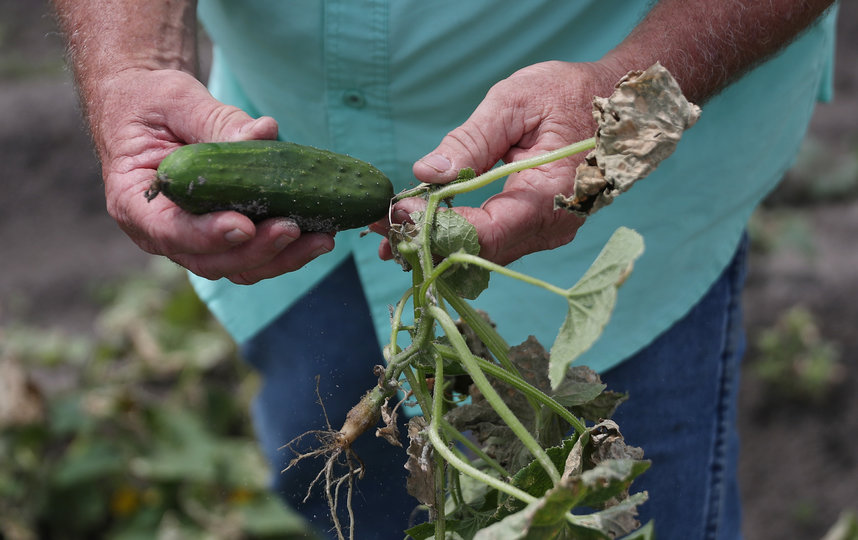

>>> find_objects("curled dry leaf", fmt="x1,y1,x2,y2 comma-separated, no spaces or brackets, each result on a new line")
405,417,436,509
587,419,644,465
375,397,402,447
556,62,701,216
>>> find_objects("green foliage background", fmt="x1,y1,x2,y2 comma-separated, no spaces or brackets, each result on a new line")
0,260,314,540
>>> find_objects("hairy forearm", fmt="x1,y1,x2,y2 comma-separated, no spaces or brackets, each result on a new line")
604,0,835,103
52,0,198,81
51,0,199,153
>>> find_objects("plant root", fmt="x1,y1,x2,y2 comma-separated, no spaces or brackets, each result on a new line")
279,376,396,540
282,431,364,540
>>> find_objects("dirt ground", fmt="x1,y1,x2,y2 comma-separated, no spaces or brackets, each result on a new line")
1,2,857,538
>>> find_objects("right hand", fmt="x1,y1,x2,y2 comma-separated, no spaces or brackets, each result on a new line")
90,68,334,285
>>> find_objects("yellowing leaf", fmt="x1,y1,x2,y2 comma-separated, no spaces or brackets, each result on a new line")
549,227,644,389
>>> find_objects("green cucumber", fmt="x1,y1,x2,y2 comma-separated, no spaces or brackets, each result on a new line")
146,140,394,232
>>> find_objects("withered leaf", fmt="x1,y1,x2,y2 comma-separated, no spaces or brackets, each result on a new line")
563,420,648,510
375,397,402,447
445,335,622,474
587,420,644,465
405,417,436,509
556,62,701,216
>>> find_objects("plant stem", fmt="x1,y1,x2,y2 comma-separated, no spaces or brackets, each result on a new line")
429,305,562,485
433,344,587,435
402,366,433,421
433,434,446,539
435,279,551,421
427,349,537,507
435,279,514,372
425,426,537,508
429,253,569,298
439,418,510,479
387,287,413,355
393,137,596,203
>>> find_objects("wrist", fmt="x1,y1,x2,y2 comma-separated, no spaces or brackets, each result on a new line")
599,0,835,105
53,0,200,141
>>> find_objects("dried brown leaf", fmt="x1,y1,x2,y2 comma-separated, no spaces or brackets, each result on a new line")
375,397,402,447
446,336,618,473
556,62,701,215
404,417,436,509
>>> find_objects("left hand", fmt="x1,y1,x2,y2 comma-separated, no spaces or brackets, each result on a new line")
375,60,623,265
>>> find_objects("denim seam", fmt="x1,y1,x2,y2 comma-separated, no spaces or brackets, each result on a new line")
703,238,747,540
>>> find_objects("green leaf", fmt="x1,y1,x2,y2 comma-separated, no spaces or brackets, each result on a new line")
52,438,125,487
473,488,576,540
549,227,644,389
483,487,648,539
456,167,477,182
418,209,480,258
415,209,491,299
129,407,219,483
498,438,579,519
551,367,628,422
550,366,607,407
442,262,491,300
404,522,436,540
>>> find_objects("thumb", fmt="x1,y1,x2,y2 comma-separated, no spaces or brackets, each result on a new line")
169,78,279,144
413,89,525,184
221,114,280,143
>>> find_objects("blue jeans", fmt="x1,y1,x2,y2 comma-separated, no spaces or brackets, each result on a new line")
242,238,747,539
603,236,747,540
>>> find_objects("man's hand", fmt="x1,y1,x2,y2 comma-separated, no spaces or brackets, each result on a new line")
378,0,833,267
93,68,334,284
378,61,622,266
51,0,334,284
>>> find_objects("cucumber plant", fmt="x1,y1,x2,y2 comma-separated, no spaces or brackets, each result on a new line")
279,63,701,540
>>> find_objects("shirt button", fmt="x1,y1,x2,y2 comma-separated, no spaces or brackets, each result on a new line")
342,89,366,109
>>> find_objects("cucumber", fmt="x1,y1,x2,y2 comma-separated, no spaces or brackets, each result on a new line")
146,140,394,232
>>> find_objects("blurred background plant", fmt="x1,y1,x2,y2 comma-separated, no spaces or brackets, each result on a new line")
751,304,844,404
745,132,856,407
0,260,314,540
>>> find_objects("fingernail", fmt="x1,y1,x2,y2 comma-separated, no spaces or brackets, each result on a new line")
419,153,452,173
273,234,293,251
241,117,263,134
273,219,300,250
225,228,251,244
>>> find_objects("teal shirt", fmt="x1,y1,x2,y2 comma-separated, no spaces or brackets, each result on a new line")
193,1,837,373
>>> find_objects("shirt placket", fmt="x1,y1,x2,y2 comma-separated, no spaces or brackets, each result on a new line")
323,0,395,174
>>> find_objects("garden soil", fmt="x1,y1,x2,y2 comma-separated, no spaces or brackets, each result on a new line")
2,1,857,538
